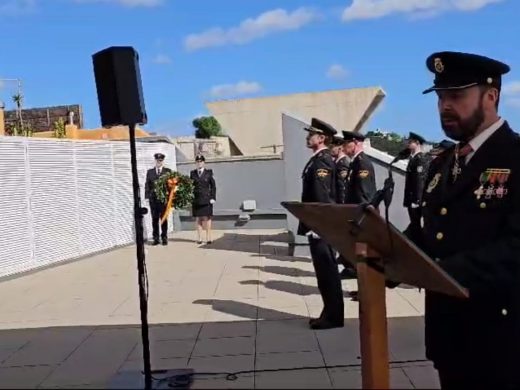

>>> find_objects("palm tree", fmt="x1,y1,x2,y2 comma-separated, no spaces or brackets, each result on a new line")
12,93,23,126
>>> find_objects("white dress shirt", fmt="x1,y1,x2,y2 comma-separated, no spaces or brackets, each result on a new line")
466,118,504,163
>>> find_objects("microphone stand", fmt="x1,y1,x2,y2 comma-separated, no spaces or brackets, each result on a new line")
128,123,152,390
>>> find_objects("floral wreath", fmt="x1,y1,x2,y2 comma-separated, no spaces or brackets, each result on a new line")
153,171,195,223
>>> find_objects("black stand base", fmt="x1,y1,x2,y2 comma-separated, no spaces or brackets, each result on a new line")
109,369,195,389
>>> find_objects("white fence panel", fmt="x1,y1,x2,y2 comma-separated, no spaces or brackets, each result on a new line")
76,141,115,255
28,139,81,267
0,136,176,279
0,139,33,274
112,143,135,246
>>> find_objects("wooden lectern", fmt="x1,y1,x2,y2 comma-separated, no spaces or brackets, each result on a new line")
281,202,469,389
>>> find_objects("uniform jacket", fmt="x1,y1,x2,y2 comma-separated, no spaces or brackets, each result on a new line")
403,152,431,207
335,155,350,204
145,167,172,204
404,121,520,378
345,152,377,204
297,148,336,236
190,169,216,206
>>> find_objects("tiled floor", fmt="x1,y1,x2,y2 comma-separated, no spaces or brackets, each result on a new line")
0,229,439,388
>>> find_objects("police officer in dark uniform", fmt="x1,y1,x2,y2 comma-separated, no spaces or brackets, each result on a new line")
403,132,431,236
338,131,377,283
298,117,344,330
402,51,520,388
145,153,172,245
331,135,350,204
342,131,377,204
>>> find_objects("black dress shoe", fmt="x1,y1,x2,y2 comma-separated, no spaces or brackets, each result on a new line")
340,267,357,280
310,318,344,330
162,240,168,246
197,241,203,245
207,240,213,244
152,241,160,246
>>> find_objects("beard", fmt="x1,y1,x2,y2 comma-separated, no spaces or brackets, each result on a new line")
440,100,484,142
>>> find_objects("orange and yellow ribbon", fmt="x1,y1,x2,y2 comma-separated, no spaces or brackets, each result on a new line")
160,178,179,224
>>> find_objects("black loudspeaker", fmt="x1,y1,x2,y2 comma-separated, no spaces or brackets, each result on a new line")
92,46,147,127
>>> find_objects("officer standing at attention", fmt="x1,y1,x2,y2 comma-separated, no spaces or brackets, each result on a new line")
401,51,520,388
342,131,377,204
145,153,172,245
403,132,431,235
298,117,344,330
330,134,350,204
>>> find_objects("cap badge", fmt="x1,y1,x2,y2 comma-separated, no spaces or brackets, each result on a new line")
434,58,444,73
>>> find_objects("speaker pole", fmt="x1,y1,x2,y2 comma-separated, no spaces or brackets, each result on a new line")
128,122,152,390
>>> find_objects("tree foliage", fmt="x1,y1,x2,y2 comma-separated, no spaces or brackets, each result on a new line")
192,116,223,139
366,130,407,157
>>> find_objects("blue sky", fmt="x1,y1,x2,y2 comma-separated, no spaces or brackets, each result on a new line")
0,0,519,143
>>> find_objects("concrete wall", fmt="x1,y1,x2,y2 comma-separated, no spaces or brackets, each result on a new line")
206,87,385,156
176,155,286,230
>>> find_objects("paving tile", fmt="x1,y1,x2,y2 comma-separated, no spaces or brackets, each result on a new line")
199,321,256,339
255,368,332,389
328,367,413,389
402,363,440,389
0,365,55,389
128,339,196,360
192,336,255,357
256,332,319,354
188,354,254,373
149,323,201,341
255,351,325,371
3,327,92,367
39,328,139,387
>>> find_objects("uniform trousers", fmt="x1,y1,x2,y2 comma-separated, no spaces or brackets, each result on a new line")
407,207,422,236
150,200,168,242
308,237,344,323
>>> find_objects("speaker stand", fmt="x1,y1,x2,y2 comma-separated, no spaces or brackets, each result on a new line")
128,122,152,390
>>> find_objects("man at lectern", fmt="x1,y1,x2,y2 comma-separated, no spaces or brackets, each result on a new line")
299,118,344,330
405,51,520,388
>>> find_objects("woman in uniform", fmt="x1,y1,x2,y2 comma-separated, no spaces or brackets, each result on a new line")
190,155,216,244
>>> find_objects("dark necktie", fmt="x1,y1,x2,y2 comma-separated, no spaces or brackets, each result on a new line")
451,142,473,182
198,169,202,177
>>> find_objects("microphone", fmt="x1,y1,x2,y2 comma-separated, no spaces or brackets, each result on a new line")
390,147,411,164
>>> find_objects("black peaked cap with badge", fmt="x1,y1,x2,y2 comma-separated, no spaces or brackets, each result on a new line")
342,130,365,142
422,51,510,94
332,135,345,146
154,153,165,160
408,132,426,144
305,118,337,136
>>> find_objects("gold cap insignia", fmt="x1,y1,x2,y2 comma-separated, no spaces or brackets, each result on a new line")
434,58,444,73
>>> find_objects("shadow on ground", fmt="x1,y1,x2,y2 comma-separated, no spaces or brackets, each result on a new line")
0,313,437,389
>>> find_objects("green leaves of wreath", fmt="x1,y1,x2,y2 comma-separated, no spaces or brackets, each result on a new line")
153,171,195,210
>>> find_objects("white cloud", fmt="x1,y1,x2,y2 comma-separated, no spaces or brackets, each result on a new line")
152,54,172,65
208,81,263,99
326,64,349,81
341,0,504,21
502,81,520,108
74,0,163,7
184,7,320,51
503,81,520,96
